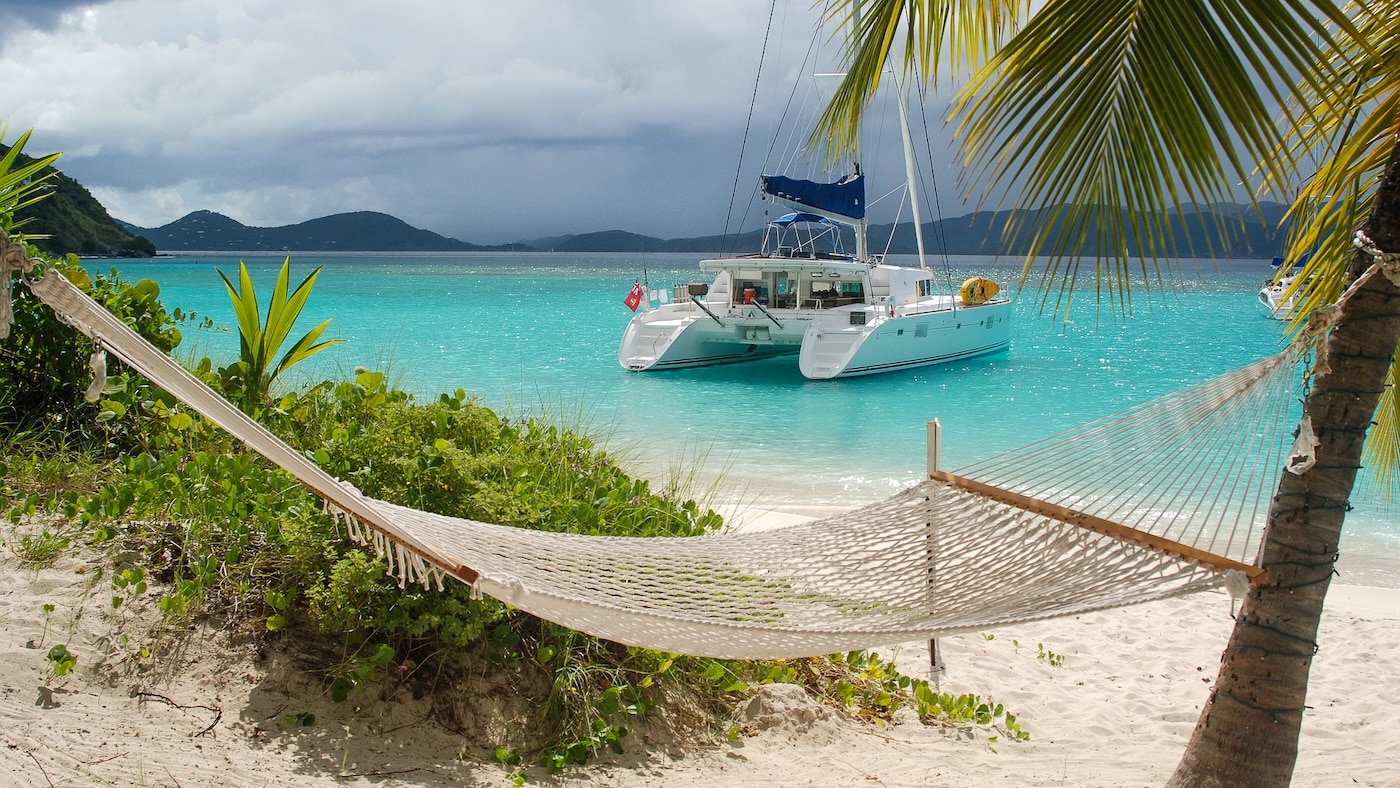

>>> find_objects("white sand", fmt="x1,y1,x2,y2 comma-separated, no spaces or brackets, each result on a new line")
2,519,1397,787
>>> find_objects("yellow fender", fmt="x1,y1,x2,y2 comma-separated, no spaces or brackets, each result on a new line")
958,277,1001,306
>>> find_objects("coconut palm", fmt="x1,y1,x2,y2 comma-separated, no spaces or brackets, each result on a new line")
816,1,1398,785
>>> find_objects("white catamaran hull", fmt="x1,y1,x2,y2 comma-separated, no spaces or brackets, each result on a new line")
619,296,1010,379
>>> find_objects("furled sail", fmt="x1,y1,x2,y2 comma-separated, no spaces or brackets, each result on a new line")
761,173,864,222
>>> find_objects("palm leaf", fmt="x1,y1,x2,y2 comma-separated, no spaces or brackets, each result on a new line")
0,128,61,224
216,262,265,368
812,0,1029,159
274,317,343,380
1367,347,1400,501
950,0,1354,311
260,257,307,366
1269,3,1400,487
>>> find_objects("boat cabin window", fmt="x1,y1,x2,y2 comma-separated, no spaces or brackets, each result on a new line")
772,272,795,307
736,280,768,305
734,272,795,307
916,279,934,297
802,276,864,307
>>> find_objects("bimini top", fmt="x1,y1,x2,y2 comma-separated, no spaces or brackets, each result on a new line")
770,212,840,228
761,173,865,222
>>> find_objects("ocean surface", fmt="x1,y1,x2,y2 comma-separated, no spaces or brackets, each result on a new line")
85,251,1397,587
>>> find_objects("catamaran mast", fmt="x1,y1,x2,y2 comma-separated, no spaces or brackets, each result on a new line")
891,69,929,270
851,0,869,262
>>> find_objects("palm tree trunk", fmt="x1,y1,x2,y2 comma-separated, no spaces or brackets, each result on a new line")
1169,142,1400,786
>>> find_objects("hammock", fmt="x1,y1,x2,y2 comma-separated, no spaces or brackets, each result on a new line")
19,267,1303,660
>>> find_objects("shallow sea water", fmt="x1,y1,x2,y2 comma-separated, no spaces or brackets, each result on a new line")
88,251,1397,586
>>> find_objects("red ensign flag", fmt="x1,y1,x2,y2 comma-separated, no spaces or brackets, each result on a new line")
624,280,644,311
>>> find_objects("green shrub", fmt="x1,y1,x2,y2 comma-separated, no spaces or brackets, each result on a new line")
1,261,187,446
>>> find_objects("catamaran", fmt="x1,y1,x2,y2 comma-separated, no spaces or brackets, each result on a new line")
618,148,1012,380
618,13,1011,380
1257,250,1312,320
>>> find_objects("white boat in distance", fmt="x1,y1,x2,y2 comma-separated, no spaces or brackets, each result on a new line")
618,159,1012,379
1257,253,1309,320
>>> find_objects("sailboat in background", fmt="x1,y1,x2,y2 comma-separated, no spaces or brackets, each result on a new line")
1257,251,1312,320
617,23,1012,380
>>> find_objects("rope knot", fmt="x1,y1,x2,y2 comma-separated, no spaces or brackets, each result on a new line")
0,229,39,341
1354,230,1400,287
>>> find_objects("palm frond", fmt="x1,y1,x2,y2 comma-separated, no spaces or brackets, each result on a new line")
274,318,343,380
950,0,1353,311
1267,2,1400,489
0,128,61,228
811,0,1030,159
1365,346,1400,502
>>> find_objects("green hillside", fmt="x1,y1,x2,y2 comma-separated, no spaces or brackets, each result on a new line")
123,210,529,253
1,143,155,258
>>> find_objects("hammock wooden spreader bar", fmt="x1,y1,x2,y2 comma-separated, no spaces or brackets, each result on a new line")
929,470,1268,586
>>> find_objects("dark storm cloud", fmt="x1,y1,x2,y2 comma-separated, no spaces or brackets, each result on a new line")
0,0,112,29
0,0,965,244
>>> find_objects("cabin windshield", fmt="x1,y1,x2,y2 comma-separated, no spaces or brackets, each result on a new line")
734,271,798,307
802,273,865,308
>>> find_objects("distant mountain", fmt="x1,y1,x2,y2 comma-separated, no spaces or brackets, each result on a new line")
547,202,1287,258
120,211,530,253
1,143,156,258
0,143,1285,258
115,202,1285,258
525,234,577,250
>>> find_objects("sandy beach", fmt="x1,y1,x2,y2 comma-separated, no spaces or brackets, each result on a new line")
2,508,1397,787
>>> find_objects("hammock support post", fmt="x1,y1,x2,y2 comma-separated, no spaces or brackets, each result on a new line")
926,419,945,677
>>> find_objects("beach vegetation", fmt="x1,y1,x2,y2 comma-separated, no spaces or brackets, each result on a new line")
6,367,1022,767
9,523,73,568
216,257,342,412
0,126,59,237
1,337,1027,772
0,263,185,444
45,643,77,677
822,1,1398,784
1035,643,1064,668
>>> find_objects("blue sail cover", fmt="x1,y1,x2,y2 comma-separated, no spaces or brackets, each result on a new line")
761,174,865,221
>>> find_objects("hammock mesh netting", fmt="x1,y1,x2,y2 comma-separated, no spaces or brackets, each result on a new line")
16,265,1303,659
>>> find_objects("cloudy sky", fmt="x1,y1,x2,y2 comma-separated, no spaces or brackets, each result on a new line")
0,0,972,245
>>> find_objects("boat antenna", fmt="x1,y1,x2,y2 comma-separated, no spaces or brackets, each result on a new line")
720,0,780,258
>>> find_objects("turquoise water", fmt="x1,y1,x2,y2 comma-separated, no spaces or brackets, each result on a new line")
87,251,1396,585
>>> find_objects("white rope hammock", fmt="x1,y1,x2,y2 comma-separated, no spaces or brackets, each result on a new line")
17,266,1304,659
